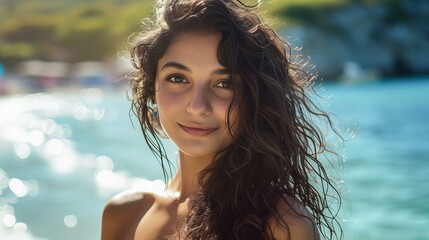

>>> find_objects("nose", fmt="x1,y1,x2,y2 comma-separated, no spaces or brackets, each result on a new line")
186,85,212,117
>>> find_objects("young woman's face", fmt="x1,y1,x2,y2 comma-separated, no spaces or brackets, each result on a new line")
155,32,237,159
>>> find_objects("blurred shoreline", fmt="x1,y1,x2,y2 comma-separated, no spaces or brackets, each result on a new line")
1,78,428,240
0,59,131,96
2,0,429,87
2,59,429,97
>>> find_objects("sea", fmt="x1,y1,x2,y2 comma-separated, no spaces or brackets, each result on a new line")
0,77,428,240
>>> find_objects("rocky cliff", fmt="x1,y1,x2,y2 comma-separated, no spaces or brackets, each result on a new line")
281,0,429,81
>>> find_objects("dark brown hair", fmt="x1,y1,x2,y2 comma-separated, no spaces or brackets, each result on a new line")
129,0,343,239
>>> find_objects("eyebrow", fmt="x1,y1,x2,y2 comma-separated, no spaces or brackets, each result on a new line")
161,61,229,76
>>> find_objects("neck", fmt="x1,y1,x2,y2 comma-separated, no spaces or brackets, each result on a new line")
168,151,213,202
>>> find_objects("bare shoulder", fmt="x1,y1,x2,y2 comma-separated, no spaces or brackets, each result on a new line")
103,188,155,214
266,195,320,240
101,189,156,240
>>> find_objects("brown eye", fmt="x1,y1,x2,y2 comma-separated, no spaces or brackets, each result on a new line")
214,80,233,89
166,75,188,83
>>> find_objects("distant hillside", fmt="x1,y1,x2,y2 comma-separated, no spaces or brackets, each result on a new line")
0,0,354,65
0,0,155,65
1,0,427,79
277,0,429,79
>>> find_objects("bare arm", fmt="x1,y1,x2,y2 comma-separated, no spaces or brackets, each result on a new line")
101,190,154,240
101,199,122,240
266,197,320,240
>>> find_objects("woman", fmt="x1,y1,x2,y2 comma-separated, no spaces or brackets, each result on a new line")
102,0,342,239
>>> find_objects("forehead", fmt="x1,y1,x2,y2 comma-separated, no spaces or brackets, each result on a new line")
159,32,222,65
171,31,221,49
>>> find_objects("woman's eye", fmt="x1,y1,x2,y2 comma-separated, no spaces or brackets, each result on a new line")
214,80,233,89
166,75,187,83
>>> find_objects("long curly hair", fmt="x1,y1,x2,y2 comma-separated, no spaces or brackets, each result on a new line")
129,0,343,239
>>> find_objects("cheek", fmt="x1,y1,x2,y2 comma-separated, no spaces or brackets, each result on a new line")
155,93,176,138
155,82,176,108
155,85,183,133
156,94,176,119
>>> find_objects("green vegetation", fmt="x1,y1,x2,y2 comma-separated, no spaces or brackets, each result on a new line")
259,0,346,24
0,0,408,67
0,0,155,66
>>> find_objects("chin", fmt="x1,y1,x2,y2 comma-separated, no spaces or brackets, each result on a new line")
178,146,217,158
177,142,228,159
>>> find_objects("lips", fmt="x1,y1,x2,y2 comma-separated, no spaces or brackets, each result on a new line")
178,123,218,137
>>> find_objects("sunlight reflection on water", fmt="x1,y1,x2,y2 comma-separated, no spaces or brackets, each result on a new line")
0,88,167,239
0,88,150,239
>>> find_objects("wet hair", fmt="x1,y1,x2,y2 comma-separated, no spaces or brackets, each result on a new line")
129,0,343,239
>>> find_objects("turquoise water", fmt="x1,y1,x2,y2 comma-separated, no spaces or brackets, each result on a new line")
0,79,428,240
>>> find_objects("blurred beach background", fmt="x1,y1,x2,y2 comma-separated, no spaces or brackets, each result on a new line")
1,0,428,239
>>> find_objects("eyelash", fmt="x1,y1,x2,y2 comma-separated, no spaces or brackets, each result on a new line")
214,80,233,89
165,74,233,89
166,74,188,83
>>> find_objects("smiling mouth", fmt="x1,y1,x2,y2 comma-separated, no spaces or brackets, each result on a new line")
178,123,218,137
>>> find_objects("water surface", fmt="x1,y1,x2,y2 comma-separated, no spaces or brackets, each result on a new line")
0,79,428,239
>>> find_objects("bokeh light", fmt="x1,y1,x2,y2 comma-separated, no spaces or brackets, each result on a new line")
13,222,28,232
9,178,28,198
3,214,16,228
28,130,45,146
13,144,31,160
63,215,77,228
46,138,64,155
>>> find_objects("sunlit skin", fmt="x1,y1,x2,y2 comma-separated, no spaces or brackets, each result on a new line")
101,32,318,240
155,32,237,163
